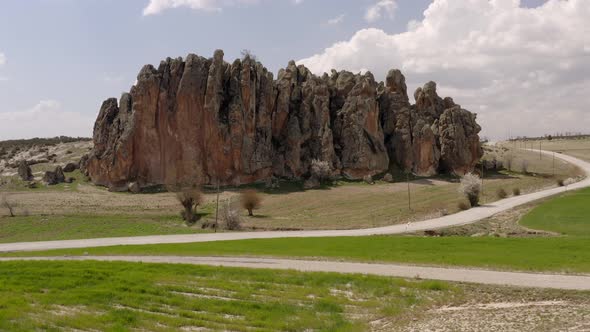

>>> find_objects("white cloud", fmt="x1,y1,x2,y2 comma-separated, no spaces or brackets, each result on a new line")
365,0,397,23
0,52,7,81
326,14,345,25
143,0,261,15
300,0,590,139
0,100,95,140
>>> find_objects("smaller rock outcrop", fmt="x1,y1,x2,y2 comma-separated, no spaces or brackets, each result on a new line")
17,160,33,181
43,166,66,185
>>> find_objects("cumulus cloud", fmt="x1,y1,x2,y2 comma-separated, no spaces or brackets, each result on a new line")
0,100,95,140
300,0,590,139
365,0,398,23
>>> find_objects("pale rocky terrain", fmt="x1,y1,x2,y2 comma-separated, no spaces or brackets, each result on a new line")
0,140,91,186
401,285,590,332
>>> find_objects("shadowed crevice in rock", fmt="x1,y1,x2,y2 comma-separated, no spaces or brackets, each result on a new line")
86,50,482,191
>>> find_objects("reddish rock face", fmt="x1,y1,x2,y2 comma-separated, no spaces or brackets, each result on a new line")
87,50,482,190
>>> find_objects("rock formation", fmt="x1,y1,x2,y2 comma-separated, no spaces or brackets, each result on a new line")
87,50,482,191
43,166,65,185
17,160,33,181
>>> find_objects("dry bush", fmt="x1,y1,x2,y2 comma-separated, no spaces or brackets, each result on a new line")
564,178,577,186
1,194,16,217
557,179,565,187
496,188,508,199
513,188,521,196
457,201,470,211
240,189,262,216
458,172,482,207
310,159,332,184
176,188,203,225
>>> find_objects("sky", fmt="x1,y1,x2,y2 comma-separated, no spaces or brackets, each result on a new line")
0,0,588,140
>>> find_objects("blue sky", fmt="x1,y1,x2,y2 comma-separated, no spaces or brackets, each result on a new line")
1,0,587,140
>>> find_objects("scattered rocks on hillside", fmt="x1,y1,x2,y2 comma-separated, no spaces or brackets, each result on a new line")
87,50,482,190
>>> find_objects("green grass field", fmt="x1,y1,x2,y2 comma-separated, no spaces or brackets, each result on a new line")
0,214,208,243
521,187,590,236
9,186,590,274
0,260,453,331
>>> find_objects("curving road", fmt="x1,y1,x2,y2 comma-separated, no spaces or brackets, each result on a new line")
1,255,589,290
1,149,589,253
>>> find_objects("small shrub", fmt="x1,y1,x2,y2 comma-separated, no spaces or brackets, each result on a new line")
382,173,394,183
496,188,508,199
557,179,565,187
564,178,576,186
241,189,262,216
458,201,470,211
458,172,481,207
513,188,521,196
310,159,332,184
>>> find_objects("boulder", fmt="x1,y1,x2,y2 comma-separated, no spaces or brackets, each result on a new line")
63,162,78,173
43,166,66,185
86,50,482,189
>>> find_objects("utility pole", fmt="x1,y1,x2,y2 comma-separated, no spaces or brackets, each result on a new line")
215,178,220,233
553,152,555,177
539,141,542,160
406,170,412,211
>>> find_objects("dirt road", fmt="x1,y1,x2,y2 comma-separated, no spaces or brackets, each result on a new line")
1,255,589,290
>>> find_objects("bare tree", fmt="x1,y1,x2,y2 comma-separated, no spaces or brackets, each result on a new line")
240,189,262,216
1,194,16,217
176,188,203,225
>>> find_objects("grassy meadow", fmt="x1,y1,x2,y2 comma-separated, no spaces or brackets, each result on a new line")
10,186,590,274
0,260,453,331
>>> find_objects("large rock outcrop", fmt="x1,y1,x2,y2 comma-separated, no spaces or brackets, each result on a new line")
88,50,482,190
